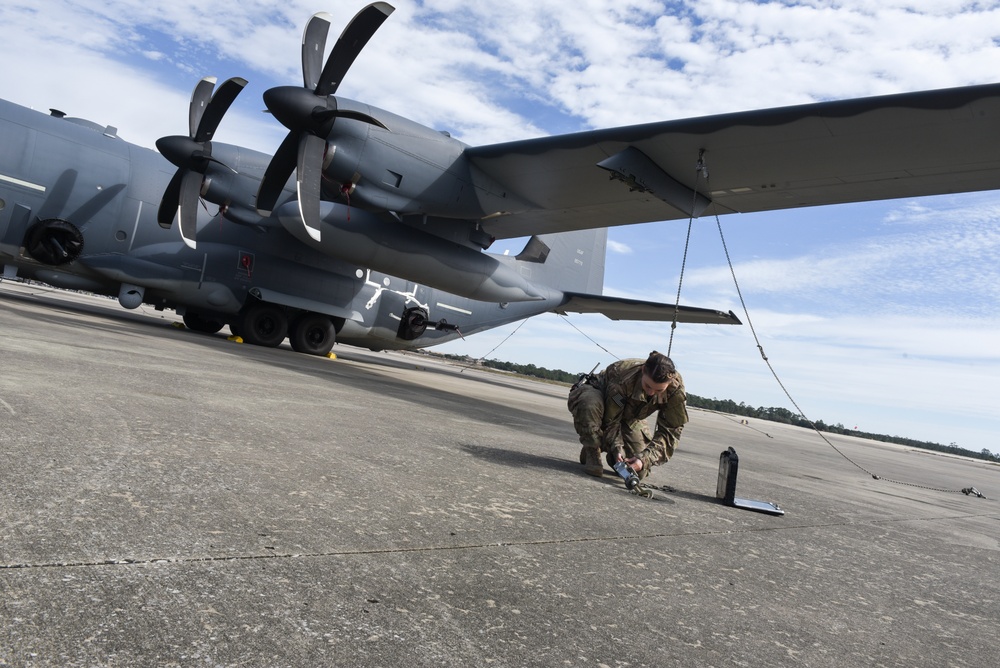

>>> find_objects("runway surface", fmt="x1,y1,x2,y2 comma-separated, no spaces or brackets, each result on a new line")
1,281,998,667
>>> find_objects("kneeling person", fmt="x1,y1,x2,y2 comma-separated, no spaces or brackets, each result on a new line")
567,351,688,478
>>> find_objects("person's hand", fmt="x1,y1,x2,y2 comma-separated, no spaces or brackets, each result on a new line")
625,456,643,472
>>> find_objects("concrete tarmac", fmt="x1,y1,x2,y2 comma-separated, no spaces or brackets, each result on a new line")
1,281,998,668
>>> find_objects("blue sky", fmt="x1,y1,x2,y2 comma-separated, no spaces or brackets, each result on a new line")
1,1,998,454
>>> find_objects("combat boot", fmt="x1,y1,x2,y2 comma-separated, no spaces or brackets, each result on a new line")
580,447,604,477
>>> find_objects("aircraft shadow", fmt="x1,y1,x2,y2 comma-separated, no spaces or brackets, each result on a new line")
2,287,728,510
0,287,580,445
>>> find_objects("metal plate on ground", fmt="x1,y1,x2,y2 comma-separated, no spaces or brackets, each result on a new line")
718,446,785,516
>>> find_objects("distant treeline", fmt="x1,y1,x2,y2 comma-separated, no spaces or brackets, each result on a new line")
437,354,1000,464
475,357,579,383
686,396,999,463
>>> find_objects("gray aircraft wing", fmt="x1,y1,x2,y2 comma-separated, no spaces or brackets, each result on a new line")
555,293,741,325
469,83,1000,240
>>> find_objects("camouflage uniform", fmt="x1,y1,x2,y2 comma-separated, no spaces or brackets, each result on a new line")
567,358,688,477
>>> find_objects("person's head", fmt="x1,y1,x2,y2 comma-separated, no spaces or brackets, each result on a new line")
641,351,676,396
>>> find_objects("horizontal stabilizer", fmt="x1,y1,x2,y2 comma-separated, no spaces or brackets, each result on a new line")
556,292,741,325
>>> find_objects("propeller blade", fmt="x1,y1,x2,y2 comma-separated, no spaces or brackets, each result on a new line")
159,75,246,245
302,13,333,90
315,2,395,96
296,133,326,241
177,169,203,249
259,5,395,226
188,77,218,139
194,77,248,143
158,169,184,229
256,132,299,215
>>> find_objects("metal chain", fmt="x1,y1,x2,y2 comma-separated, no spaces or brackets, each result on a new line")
629,484,655,499
619,480,679,500
667,158,707,359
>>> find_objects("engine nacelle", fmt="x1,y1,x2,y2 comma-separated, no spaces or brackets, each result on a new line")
276,200,547,304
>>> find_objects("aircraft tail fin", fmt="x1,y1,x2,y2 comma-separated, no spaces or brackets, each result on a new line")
507,227,607,294
504,227,741,325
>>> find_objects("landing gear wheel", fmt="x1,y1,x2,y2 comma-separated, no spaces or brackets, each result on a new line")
183,312,225,334
289,312,335,356
238,302,288,347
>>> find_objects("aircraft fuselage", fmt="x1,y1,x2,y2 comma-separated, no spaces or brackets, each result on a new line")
0,98,566,355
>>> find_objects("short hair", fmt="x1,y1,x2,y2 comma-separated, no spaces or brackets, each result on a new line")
643,351,676,383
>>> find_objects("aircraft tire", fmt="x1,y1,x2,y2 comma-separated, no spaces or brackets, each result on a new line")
183,311,225,334
289,312,335,356
239,302,288,348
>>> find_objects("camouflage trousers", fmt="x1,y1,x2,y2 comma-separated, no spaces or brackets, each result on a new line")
567,382,651,458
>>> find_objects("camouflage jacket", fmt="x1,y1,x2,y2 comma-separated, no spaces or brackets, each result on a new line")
594,358,688,470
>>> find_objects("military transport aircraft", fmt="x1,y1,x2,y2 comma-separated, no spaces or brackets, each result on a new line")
1,3,998,357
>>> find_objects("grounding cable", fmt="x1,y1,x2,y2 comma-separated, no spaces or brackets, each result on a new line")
461,318,529,372
692,155,985,497
557,313,620,361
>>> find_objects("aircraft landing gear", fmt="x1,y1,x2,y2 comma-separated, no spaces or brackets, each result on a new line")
238,302,288,347
289,312,335,356
234,301,335,354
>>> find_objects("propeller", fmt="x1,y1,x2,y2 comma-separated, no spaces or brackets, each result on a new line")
156,76,247,249
256,3,395,241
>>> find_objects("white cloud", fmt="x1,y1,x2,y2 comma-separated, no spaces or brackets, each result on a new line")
606,239,633,254
5,1,1000,143
397,0,1000,133
665,196,1000,314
